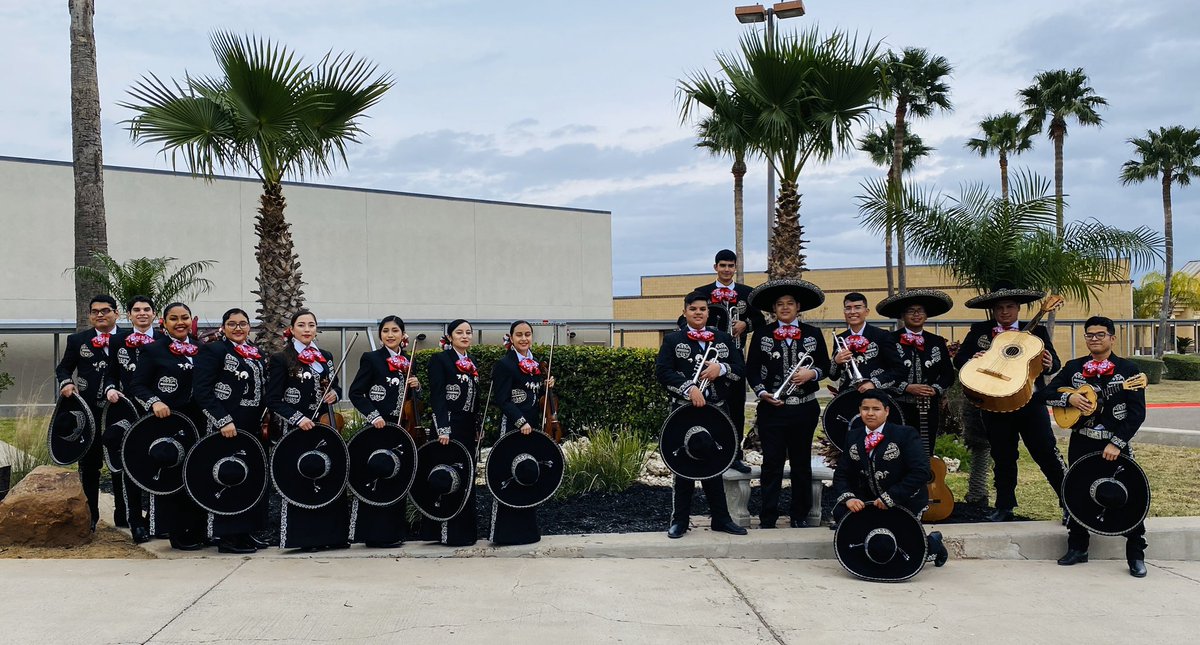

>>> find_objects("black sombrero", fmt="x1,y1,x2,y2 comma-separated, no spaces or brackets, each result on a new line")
184,430,268,516
410,439,475,522
347,423,418,507
47,393,96,466
100,394,141,472
1062,452,1150,536
964,280,1045,310
486,430,565,508
876,289,954,320
269,424,349,509
658,404,737,480
122,412,199,495
747,278,825,313
835,505,928,582
821,390,906,453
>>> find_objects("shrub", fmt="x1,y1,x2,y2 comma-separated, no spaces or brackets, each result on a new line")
0,403,52,488
555,429,649,498
934,433,971,472
1177,336,1195,354
1128,356,1165,384
0,342,14,397
1163,354,1200,381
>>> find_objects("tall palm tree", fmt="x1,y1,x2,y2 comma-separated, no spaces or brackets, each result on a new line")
121,32,392,352
877,47,953,290
1120,125,1200,356
71,253,216,315
965,111,1035,200
69,0,108,329
857,124,933,295
680,28,881,279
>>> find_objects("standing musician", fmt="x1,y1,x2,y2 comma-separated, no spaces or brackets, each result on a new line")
952,283,1065,523
1042,316,1149,577
745,279,830,529
488,320,556,545
53,294,120,531
128,302,206,550
829,292,904,394
347,315,422,548
655,291,748,539
691,249,764,474
109,295,158,542
265,310,348,551
424,319,482,547
193,308,269,554
876,290,958,459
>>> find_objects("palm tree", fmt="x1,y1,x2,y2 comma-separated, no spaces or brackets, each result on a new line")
71,253,216,315
1018,68,1108,237
1133,271,1200,319
68,0,108,329
877,47,953,290
120,32,392,352
965,111,1035,200
856,124,933,295
680,28,880,279
1120,126,1200,356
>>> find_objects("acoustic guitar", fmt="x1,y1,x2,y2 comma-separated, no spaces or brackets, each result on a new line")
918,396,955,522
1053,373,1148,429
960,296,1064,413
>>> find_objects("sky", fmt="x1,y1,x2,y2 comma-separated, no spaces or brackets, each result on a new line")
2,0,1197,296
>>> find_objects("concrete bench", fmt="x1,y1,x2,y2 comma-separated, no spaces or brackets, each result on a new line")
722,455,833,528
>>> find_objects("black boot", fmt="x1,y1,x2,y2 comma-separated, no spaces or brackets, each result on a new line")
927,531,949,567
1057,549,1089,566
667,521,688,539
1128,558,1147,578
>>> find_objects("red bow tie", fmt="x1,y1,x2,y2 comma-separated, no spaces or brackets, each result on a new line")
297,346,326,365
864,429,885,452
900,332,925,351
992,324,1017,338
774,325,802,341
519,358,541,376
387,354,410,373
126,332,153,348
1082,359,1115,377
456,356,478,377
91,333,111,349
234,344,262,360
711,287,737,304
687,329,715,342
844,335,869,354
169,340,198,357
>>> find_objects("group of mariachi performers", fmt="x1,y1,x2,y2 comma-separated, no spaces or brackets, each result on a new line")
656,249,1152,581
51,296,564,554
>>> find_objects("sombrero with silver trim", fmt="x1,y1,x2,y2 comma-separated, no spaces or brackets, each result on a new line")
486,430,565,508
122,411,199,495
876,289,954,319
47,392,96,466
821,389,907,453
835,505,928,582
410,439,474,522
748,278,825,313
1062,451,1150,536
658,404,738,480
100,394,141,472
964,281,1045,309
184,429,268,515
347,423,418,507
269,423,349,509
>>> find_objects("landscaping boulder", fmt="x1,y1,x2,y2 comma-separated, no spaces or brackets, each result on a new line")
0,465,92,547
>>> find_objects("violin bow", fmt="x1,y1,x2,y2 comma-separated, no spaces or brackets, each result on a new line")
314,332,360,419
541,330,557,432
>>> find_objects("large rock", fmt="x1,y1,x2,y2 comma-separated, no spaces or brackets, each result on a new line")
0,465,92,547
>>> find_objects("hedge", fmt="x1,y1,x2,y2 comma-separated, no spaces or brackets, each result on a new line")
1128,356,1165,384
1163,354,1200,381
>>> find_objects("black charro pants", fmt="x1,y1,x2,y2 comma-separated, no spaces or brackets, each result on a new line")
1065,434,1146,558
982,398,1066,511
757,400,818,522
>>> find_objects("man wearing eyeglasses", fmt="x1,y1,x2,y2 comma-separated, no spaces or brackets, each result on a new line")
829,292,904,394
54,294,121,531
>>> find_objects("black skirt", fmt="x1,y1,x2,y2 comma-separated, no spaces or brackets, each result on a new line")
280,496,350,549
350,498,407,545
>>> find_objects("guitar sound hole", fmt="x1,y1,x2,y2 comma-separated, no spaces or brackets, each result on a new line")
1003,346,1022,358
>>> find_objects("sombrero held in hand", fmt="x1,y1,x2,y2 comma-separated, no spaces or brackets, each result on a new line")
486,430,565,509
122,411,199,495
184,429,268,516
270,424,349,509
1062,452,1150,536
47,392,96,466
100,394,141,473
347,423,418,507
835,505,928,582
410,439,475,522
658,404,737,480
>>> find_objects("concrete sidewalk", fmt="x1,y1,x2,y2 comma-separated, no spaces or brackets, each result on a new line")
1,557,1196,644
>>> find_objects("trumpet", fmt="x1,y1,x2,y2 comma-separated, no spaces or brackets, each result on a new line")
729,304,742,349
772,352,815,400
834,335,869,387
691,346,721,394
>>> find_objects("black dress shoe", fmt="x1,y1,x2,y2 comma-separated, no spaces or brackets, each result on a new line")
218,537,257,555
729,460,752,474
365,540,404,548
114,515,129,529
759,519,777,529
169,536,205,551
90,521,98,533
248,534,271,549
928,531,949,567
789,518,809,528
987,508,1014,523
711,520,748,536
667,522,688,539
1128,559,1147,578
131,526,150,544
1057,549,1089,566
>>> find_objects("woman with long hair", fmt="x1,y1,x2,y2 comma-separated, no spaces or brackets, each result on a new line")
422,319,480,546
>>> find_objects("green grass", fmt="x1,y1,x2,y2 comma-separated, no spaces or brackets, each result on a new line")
1144,379,1200,404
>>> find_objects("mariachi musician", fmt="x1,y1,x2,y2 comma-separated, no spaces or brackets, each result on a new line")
829,292,904,394
745,278,830,529
108,295,159,541
347,315,422,548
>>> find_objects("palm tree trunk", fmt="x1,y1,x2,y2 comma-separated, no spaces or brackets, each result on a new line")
1047,123,1066,334
69,0,108,329
768,180,806,280
884,223,895,297
891,101,908,291
253,183,308,354
732,156,747,284
1157,171,1175,357
999,151,1009,201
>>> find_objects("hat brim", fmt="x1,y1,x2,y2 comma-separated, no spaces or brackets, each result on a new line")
347,423,418,507
269,424,349,509
964,288,1045,310
747,279,826,313
875,290,954,319
184,430,268,515
1062,452,1150,536
410,439,475,522
100,395,141,472
486,430,565,508
821,390,907,453
47,393,96,466
835,505,927,582
122,412,199,495
659,405,738,480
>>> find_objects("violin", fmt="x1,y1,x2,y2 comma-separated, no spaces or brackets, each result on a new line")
537,360,564,444
397,348,427,445
317,373,347,432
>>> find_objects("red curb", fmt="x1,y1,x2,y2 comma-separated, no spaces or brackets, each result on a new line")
1146,403,1200,409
